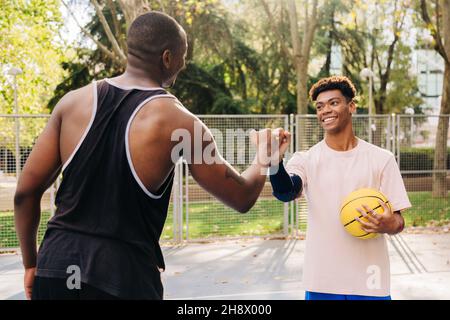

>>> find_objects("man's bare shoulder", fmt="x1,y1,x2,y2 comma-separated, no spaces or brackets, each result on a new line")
53,83,94,115
141,96,200,130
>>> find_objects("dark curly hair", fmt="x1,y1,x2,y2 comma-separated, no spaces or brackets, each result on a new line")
309,76,357,102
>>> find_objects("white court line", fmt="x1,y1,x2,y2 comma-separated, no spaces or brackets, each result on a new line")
168,289,304,300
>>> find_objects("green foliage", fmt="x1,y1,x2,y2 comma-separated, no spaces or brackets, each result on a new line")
0,0,66,148
384,43,424,114
330,1,424,114
47,1,434,116
171,62,237,114
0,0,65,115
399,148,450,171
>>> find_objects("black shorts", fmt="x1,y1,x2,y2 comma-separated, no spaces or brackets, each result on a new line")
32,276,120,300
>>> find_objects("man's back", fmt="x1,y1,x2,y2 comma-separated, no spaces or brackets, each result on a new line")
58,79,179,193
36,79,178,299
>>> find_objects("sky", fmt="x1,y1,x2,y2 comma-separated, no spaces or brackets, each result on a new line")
59,1,94,47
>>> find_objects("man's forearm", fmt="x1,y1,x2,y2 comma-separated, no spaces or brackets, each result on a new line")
242,160,268,197
14,194,42,268
223,157,268,213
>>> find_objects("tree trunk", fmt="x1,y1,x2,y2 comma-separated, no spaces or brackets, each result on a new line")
432,63,450,197
287,0,318,115
297,58,309,114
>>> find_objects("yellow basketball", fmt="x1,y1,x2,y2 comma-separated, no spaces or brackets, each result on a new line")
339,188,391,240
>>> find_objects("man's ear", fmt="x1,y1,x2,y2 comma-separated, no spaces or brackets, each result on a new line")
349,100,357,114
162,49,172,69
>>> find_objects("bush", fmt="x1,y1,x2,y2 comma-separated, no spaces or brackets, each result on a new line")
400,148,450,171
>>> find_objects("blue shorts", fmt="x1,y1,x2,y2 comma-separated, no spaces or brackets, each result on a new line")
305,291,391,300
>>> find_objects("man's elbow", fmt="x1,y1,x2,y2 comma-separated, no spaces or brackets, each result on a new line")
236,204,252,214
233,198,257,213
14,190,26,207
14,188,40,208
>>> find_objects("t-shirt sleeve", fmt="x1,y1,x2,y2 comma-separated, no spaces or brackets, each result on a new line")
380,155,412,212
285,151,307,194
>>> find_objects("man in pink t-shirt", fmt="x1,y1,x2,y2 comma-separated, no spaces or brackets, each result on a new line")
270,76,411,300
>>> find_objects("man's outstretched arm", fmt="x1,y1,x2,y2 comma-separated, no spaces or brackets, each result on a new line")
188,127,288,213
166,101,291,213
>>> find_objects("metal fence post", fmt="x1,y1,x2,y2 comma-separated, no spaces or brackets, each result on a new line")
172,160,180,243
178,160,183,243
395,114,400,164
184,160,189,242
15,115,20,178
283,114,295,237
386,115,391,152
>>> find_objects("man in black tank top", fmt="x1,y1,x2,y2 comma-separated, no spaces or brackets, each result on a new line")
14,11,290,300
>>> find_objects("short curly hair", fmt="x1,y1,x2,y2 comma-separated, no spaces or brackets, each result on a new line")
309,76,357,102
127,11,185,63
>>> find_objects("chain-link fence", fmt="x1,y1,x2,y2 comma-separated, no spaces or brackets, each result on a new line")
0,114,449,249
177,115,290,242
0,115,54,250
395,115,450,228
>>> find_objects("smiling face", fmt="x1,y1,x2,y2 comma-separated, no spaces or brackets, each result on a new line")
315,89,356,134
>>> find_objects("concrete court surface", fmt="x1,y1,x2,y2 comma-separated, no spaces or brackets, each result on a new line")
1,233,450,300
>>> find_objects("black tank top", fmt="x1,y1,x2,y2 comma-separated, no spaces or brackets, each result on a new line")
36,80,176,299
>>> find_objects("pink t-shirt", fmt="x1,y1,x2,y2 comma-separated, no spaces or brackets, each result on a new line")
286,138,411,296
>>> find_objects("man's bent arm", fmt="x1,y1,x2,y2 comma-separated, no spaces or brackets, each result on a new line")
167,101,286,213
14,105,63,268
269,161,302,202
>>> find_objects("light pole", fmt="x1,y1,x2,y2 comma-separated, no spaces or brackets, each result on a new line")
405,107,415,147
7,67,22,177
360,68,375,143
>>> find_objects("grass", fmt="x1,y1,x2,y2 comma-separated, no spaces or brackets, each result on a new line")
0,212,51,248
1,192,448,248
161,200,285,240
404,191,450,227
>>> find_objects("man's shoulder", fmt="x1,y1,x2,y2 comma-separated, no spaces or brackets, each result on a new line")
359,138,394,160
289,141,322,159
52,83,95,115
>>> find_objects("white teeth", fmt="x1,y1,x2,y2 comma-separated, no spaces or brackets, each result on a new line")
323,117,336,123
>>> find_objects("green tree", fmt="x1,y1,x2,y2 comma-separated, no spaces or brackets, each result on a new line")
0,0,65,149
0,0,65,115
258,0,320,115
55,0,275,114
332,0,420,115
418,0,450,198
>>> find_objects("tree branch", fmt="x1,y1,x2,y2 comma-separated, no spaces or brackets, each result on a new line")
117,0,151,30
287,0,301,60
107,0,128,53
62,0,122,65
259,0,292,59
420,0,448,62
301,0,319,59
91,0,127,65
442,0,450,60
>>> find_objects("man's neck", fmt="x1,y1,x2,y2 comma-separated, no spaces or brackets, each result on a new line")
113,64,163,88
324,130,358,151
